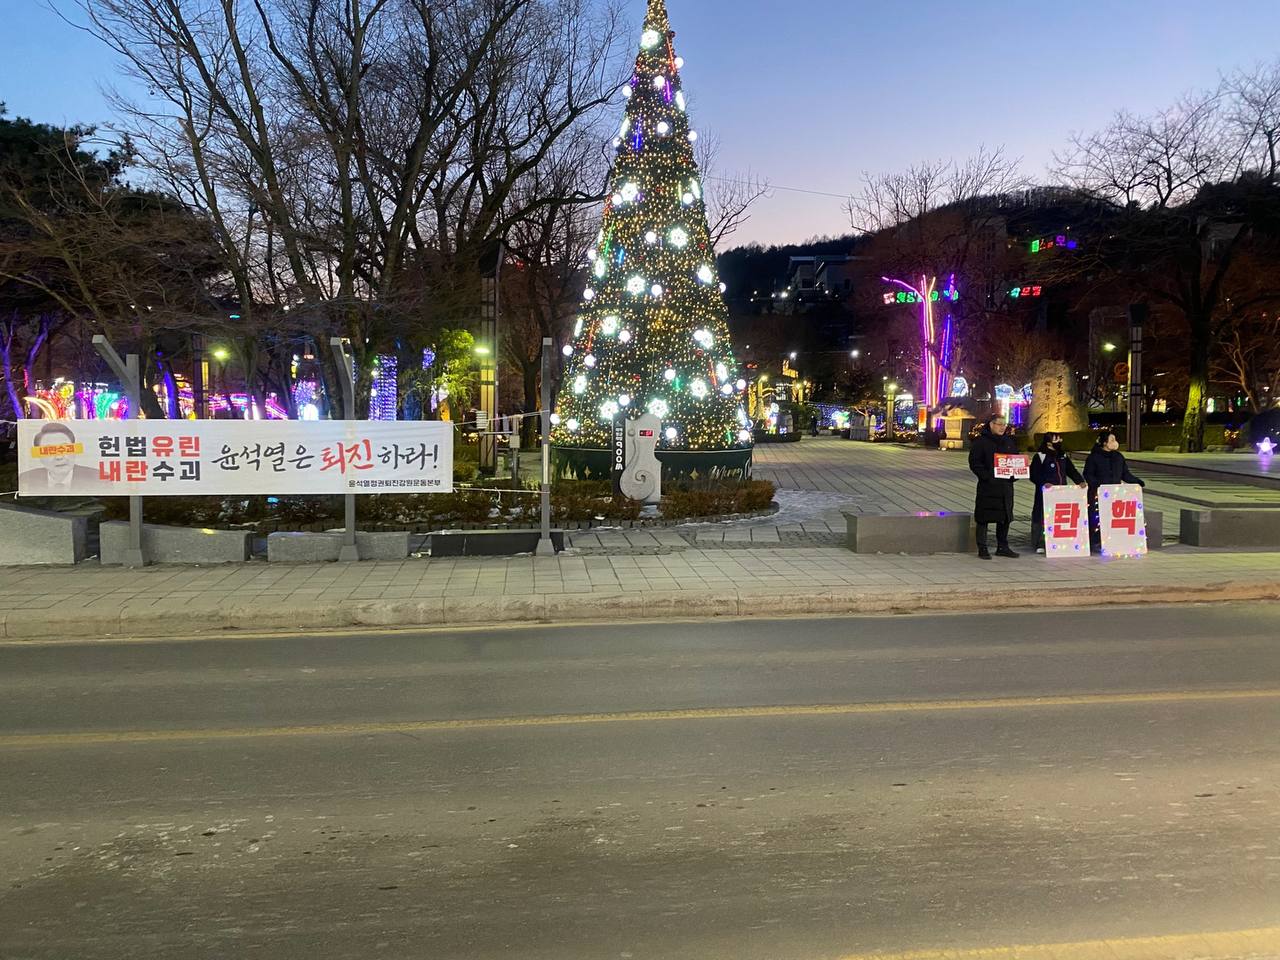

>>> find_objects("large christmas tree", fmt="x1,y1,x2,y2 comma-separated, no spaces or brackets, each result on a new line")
551,0,751,477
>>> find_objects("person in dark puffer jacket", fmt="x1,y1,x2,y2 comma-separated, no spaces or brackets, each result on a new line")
968,415,1021,560
1030,433,1086,553
1083,430,1145,550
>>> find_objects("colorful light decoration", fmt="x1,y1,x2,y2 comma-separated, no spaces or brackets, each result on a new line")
370,354,399,421
1010,285,1044,299
1260,437,1276,456
882,274,958,411
1030,235,1078,254
549,0,748,461
881,287,959,306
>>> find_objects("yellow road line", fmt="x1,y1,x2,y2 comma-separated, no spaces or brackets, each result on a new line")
3,688,1278,749
836,925,1280,960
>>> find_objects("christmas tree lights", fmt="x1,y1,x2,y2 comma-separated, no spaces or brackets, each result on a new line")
552,0,751,475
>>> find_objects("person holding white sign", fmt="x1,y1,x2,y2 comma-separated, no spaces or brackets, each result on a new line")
1084,431,1145,552
968,415,1022,561
1030,433,1086,554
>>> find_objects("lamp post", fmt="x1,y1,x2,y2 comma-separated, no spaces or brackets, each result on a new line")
886,381,898,441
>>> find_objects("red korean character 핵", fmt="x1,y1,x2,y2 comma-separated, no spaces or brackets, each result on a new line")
126,461,148,483
1111,498,1139,535
1052,502,1080,539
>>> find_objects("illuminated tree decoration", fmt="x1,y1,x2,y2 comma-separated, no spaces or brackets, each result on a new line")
370,354,399,421
552,0,750,475
882,274,957,411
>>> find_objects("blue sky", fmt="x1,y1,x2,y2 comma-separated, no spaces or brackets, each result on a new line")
3,0,1278,246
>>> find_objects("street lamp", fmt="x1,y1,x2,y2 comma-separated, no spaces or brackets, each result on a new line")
1103,342,1117,353
885,382,899,440
850,350,861,359
211,347,230,362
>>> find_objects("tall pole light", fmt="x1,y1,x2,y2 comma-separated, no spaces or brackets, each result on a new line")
329,338,360,562
93,335,146,567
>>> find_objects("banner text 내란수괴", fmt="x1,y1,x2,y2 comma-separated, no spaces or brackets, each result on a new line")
17,420,454,498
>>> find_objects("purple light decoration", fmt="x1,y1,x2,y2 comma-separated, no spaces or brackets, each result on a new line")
292,379,319,414
422,348,436,370
882,274,958,411
1259,437,1276,456
370,354,399,421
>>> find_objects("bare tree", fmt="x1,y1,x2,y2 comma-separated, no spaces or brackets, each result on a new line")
70,0,629,411
1052,66,1280,448
694,133,768,248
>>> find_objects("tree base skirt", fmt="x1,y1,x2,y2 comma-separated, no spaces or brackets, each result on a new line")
552,446,754,481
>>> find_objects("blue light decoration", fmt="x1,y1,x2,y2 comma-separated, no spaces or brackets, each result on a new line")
1030,235,1078,254
1260,437,1276,457
951,377,970,398
370,353,399,421
292,379,320,420
422,348,436,370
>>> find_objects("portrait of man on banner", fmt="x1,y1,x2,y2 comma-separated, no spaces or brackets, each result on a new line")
18,423,108,496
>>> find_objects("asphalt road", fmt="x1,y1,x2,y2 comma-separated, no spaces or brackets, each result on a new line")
2,606,1279,960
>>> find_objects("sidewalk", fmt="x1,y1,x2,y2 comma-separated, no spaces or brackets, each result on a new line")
3,544,1278,641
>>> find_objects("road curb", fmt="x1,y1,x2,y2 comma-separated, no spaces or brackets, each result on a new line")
3,578,1279,641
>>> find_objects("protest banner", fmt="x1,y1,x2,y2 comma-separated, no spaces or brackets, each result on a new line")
17,420,453,498
1042,485,1090,558
1097,483,1148,557
994,453,1031,480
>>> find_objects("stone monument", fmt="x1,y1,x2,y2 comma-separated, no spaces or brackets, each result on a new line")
1026,360,1088,439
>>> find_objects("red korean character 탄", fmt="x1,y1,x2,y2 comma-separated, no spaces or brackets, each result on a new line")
1052,502,1081,539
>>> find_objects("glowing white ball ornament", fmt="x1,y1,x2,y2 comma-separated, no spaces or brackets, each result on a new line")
652,75,666,91
600,401,619,421
562,344,574,357
618,394,631,408
651,283,664,298
657,121,670,136
648,398,670,418
622,84,633,99
627,275,646,295
620,181,640,203
697,265,715,284
584,354,597,368
600,315,620,335
664,368,677,382
693,329,714,348
690,379,709,399
566,418,580,432
641,28,661,48
619,329,632,343
665,427,678,441
645,231,659,245
573,375,587,394
669,227,689,248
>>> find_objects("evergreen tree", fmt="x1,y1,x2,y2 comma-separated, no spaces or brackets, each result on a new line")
551,0,751,474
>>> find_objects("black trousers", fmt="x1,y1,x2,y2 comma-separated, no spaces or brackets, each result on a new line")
977,521,1010,551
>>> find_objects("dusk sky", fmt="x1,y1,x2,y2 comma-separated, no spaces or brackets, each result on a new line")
4,0,1280,247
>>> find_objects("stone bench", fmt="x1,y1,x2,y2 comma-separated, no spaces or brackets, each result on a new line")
1179,509,1280,548
267,530,410,563
0,503,88,565
100,522,252,565
430,529,566,557
843,512,972,555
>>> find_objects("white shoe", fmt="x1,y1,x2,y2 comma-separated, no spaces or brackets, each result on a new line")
1035,548,1045,555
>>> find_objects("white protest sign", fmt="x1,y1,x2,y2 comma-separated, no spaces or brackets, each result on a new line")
17,420,453,498
1098,483,1148,558
1042,485,1090,558
994,453,1031,480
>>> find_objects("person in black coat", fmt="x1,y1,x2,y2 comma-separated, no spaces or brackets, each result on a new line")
1030,433,1086,553
968,415,1021,560
1083,431,1145,549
